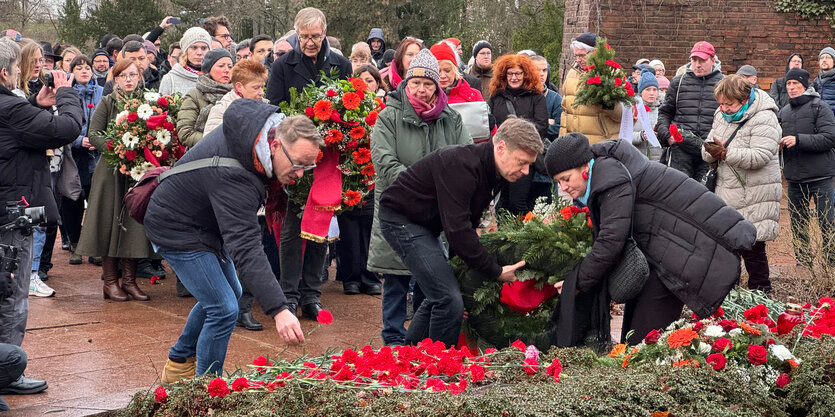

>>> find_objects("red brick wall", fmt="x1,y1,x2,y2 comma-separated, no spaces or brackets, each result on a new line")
561,0,835,89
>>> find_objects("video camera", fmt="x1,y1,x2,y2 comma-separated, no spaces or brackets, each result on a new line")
4,201,45,236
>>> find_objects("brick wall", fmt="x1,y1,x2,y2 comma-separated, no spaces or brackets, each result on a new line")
560,0,835,89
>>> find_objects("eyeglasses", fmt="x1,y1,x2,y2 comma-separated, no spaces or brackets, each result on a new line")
279,141,316,171
574,53,587,58
506,71,524,79
117,73,140,80
298,34,324,43
477,51,491,57
33,58,45,64
218,33,232,40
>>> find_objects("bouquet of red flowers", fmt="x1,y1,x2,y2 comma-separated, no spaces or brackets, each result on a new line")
574,37,636,109
99,91,185,182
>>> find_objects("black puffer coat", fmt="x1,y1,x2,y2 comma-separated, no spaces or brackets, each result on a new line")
487,87,549,138
0,85,82,225
144,100,289,317
656,68,723,180
778,89,835,182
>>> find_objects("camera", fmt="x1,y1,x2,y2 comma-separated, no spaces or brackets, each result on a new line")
42,72,68,89
4,201,45,236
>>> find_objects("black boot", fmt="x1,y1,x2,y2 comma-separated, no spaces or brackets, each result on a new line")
236,312,263,331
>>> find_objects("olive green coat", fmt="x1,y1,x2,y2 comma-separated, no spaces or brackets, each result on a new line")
366,84,472,275
76,92,157,259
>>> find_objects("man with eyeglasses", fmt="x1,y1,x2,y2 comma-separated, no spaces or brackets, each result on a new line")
558,32,623,144
102,41,158,95
202,16,233,49
145,102,321,384
466,40,493,100
266,7,352,321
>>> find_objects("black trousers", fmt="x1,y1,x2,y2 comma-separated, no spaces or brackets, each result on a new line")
738,241,770,292
336,211,380,288
0,343,26,389
622,268,685,345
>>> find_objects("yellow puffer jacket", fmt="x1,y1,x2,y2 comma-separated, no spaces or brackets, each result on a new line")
559,67,623,143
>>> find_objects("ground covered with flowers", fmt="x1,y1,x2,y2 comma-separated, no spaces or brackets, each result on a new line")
119,297,835,417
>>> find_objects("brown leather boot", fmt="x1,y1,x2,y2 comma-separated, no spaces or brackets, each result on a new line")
121,258,150,301
102,256,128,301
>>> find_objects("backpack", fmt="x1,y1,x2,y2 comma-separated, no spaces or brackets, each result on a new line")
124,156,244,224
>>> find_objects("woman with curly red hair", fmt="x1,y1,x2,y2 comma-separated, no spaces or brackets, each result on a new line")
487,53,548,215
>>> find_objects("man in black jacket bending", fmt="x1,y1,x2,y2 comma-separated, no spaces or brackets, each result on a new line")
0,37,81,398
379,117,540,347
778,68,835,266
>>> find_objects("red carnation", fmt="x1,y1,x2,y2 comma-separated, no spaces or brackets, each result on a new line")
511,340,526,352
87,103,95,109
775,373,790,388
343,190,362,206
326,89,338,97
106,141,114,151
693,321,705,333
346,140,359,149
127,112,138,122
605,44,611,49
366,110,378,126
153,385,167,402
157,97,169,107
207,377,230,397
712,307,725,318
150,275,160,285
305,106,314,118
349,126,366,139
614,78,623,87
605,59,622,69
624,82,635,97
352,148,371,165
316,309,333,325
231,377,249,392
469,364,485,382
584,65,595,71
643,329,661,345
545,358,562,382
253,356,273,373
522,357,538,375
586,76,602,85
706,353,727,371
669,123,684,143
124,150,137,161
163,121,175,131
712,338,733,353
747,344,768,366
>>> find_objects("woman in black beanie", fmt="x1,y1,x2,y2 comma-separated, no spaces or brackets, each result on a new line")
545,134,756,348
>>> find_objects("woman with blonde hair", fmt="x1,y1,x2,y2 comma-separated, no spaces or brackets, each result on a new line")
159,27,212,95
18,41,45,97
60,47,82,72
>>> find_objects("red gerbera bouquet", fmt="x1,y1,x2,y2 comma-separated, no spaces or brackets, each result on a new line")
99,91,185,183
281,71,381,215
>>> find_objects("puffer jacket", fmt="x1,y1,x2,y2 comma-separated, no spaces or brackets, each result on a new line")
703,89,782,242
778,88,835,182
769,53,803,109
583,140,756,317
656,64,723,180
203,90,270,135
559,67,623,144
177,75,233,147
145,100,290,317
367,83,472,275
631,98,661,161
813,69,835,114
158,63,199,96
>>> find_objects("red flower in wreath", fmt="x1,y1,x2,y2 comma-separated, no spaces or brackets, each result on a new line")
315,150,324,163
614,78,623,87
346,140,359,149
342,92,361,110
163,121,175,131
124,150,137,161
776,373,790,388
352,148,371,165
343,190,362,206
605,43,611,49
559,206,573,220
584,64,595,71
106,141,114,151
706,353,727,371
374,96,386,111
305,106,314,118
586,76,602,85
324,129,343,145
605,59,622,69
157,97,169,107
326,89,338,97
313,100,332,120
351,77,368,92
747,344,768,365
643,329,661,345
360,163,375,177
366,110,378,126
349,126,366,139
127,112,138,122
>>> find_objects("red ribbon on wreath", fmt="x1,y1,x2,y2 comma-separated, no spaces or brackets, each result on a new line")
499,279,558,315
299,147,342,242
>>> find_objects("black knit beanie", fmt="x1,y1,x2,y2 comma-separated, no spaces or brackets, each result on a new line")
785,68,810,89
545,133,593,177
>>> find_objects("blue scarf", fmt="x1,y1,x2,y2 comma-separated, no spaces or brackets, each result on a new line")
578,158,595,206
722,88,756,123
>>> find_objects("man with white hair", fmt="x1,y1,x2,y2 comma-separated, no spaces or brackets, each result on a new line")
265,7,352,321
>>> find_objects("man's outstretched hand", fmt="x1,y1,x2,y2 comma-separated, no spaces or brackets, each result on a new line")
498,260,526,283
275,308,305,344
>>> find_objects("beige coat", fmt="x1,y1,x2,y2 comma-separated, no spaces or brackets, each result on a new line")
559,67,623,144
702,88,782,242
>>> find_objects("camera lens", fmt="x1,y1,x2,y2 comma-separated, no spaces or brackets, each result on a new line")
24,207,46,225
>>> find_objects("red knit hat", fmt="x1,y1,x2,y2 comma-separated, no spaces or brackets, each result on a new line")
430,42,456,66
445,38,461,47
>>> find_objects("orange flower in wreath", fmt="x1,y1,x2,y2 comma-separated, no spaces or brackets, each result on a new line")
672,359,700,368
350,77,367,92
315,150,324,163
739,321,762,336
352,148,371,165
349,126,366,139
666,328,699,348
608,344,626,358
360,163,375,177
324,129,343,145
313,100,332,120
342,92,361,110
559,206,573,220
343,190,362,206
522,212,535,223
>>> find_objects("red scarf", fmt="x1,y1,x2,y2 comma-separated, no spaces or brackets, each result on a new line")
183,63,201,75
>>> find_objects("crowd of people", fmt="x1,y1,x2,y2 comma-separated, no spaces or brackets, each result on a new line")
1,8,835,412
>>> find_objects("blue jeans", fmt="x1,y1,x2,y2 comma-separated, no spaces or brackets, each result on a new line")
381,274,424,345
380,216,464,347
787,179,835,265
31,227,45,272
157,248,241,376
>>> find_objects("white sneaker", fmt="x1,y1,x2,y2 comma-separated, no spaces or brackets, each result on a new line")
29,273,55,297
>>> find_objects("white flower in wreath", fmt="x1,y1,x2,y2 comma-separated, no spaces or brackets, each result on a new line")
121,132,139,149
769,344,796,362
728,328,743,337
144,92,161,103
136,103,153,120
141,162,156,172
696,341,712,355
703,325,725,338
156,129,171,146
129,166,144,181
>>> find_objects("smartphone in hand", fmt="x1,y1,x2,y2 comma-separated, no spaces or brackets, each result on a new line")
169,17,181,24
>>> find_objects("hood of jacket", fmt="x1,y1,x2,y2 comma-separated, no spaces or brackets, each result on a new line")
367,28,386,52
217,99,282,176
785,53,803,74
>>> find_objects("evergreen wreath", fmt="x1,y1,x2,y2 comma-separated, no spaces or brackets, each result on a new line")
573,37,636,110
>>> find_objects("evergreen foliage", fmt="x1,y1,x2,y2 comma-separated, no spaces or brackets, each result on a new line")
57,0,88,48
573,37,636,110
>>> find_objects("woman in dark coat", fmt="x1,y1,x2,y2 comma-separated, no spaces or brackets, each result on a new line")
488,54,549,215
545,134,757,347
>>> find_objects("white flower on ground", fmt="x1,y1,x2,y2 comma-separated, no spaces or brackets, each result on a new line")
144,92,161,103
704,325,726,338
121,132,139,149
156,129,171,146
137,103,153,120
728,328,743,337
769,344,795,362
129,166,144,181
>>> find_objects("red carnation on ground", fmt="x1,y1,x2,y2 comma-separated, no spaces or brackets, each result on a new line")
207,377,230,397
776,373,791,388
352,148,371,165
351,78,368,92
706,353,727,371
343,190,362,206
127,112,138,122
747,344,768,366
605,59,621,69
326,89,338,97
231,377,249,392
522,357,538,375
469,364,485,382
253,356,273,373
485,348,498,354
316,309,334,325
157,97,169,107
342,92,361,110
313,100,332,120
644,329,661,345
360,163,375,177
511,340,526,352
349,126,366,140
150,275,160,285
366,110,378,126
545,358,562,382
124,150,137,161
154,386,167,402
712,337,733,353
324,129,343,145
586,76,602,85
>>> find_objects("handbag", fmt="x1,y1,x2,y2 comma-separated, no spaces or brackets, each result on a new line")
702,120,747,192
449,101,490,141
607,162,650,304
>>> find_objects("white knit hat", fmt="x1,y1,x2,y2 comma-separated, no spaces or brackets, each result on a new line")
404,49,440,88
179,27,211,53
